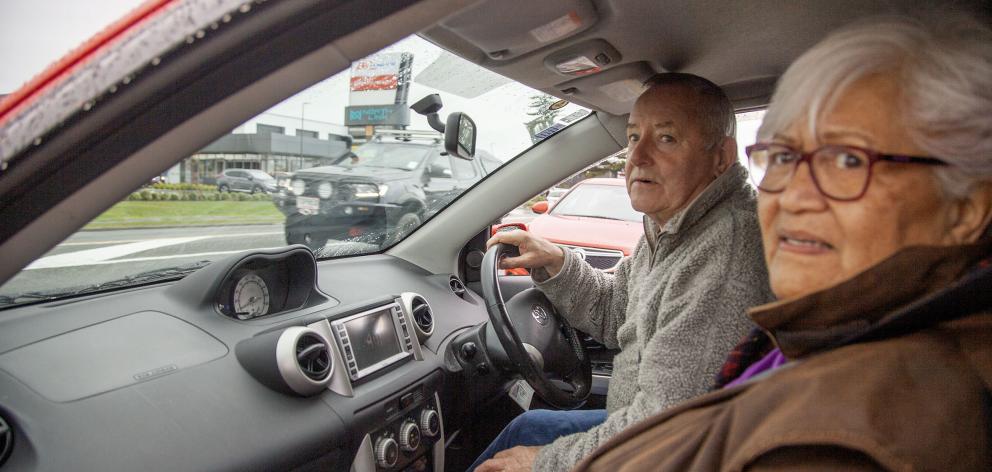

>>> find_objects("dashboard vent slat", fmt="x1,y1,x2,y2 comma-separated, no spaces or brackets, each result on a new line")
295,333,331,381
0,414,12,467
407,294,434,342
449,276,467,298
412,301,433,334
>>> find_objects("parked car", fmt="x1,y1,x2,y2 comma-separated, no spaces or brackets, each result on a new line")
502,179,643,273
274,130,501,250
216,168,277,194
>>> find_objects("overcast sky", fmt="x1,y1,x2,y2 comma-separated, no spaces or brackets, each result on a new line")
0,0,583,159
0,0,145,93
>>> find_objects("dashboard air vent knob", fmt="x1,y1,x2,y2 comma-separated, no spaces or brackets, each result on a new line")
0,414,12,467
296,333,331,381
449,276,467,298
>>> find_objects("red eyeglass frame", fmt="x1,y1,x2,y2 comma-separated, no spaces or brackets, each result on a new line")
745,142,948,201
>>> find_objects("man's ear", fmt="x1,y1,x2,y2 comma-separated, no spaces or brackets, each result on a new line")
714,136,737,176
948,181,992,244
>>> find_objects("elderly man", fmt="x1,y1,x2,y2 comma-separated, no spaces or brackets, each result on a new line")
472,73,773,472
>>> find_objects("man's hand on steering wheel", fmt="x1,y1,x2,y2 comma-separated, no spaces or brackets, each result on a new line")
486,230,566,277
480,239,592,409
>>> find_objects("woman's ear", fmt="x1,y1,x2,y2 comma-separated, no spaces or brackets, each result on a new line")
948,181,992,243
715,136,737,176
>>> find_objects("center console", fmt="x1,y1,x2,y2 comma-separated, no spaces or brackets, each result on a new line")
351,387,445,472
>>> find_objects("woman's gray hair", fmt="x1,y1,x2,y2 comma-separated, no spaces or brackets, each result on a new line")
758,14,992,198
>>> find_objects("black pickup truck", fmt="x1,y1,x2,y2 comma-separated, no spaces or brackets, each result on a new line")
274,131,501,250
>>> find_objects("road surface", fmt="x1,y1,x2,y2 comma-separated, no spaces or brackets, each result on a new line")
1,210,537,300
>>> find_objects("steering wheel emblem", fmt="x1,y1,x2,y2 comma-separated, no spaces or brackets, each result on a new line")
531,305,550,326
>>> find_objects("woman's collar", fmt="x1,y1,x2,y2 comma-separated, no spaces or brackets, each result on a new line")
750,239,992,358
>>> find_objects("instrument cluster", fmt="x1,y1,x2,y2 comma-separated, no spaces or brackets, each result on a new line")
214,250,319,319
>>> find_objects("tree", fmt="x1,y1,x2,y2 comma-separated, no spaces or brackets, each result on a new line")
523,94,563,143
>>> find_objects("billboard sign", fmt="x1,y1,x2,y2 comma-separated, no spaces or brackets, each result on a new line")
349,52,413,107
344,104,411,127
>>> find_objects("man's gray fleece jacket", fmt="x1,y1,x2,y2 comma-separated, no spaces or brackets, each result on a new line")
532,164,773,471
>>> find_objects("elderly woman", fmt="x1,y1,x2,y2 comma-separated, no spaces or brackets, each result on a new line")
572,15,992,472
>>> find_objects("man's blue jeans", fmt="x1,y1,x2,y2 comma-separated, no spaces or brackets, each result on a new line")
467,409,607,471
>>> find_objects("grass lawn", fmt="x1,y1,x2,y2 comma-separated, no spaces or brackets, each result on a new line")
84,201,285,230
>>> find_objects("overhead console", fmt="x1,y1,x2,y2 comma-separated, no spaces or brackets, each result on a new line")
436,0,599,61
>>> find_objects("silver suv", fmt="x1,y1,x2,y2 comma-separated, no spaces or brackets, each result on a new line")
216,169,277,194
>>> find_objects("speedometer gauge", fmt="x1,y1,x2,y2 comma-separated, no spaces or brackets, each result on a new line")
233,274,270,319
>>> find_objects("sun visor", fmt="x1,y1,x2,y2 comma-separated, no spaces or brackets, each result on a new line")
439,0,598,61
552,62,655,115
721,76,779,110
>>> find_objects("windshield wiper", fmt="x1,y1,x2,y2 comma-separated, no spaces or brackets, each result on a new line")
556,213,628,221
73,260,213,294
0,291,63,307
0,260,212,309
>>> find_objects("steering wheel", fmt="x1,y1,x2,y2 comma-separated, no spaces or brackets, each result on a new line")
480,243,591,409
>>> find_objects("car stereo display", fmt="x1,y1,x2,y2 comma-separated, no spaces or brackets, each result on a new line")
331,304,413,381
346,308,401,367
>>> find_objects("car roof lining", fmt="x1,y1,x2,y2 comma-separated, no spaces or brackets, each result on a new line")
421,0,987,114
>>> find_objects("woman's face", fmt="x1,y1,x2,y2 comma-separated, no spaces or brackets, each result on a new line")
758,75,961,300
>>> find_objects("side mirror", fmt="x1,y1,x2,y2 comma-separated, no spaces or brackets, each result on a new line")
531,201,549,214
445,112,476,160
491,222,528,237
247,175,254,181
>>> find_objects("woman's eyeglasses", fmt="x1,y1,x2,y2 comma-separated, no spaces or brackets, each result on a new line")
745,143,947,201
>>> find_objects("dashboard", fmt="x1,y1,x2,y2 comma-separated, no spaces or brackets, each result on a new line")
0,246,502,471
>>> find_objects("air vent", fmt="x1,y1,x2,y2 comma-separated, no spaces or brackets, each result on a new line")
296,333,331,381
411,296,434,340
0,414,11,467
274,327,334,396
449,276,467,298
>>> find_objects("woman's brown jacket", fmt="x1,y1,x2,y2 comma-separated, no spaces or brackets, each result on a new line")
574,241,992,471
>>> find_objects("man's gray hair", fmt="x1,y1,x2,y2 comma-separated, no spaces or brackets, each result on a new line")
759,14,992,198
643,73,735,151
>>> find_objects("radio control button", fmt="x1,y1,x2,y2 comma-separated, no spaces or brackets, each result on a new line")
375,437,399,468
399,420,421,452
420,409,440,438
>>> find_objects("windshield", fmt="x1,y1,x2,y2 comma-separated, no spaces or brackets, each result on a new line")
247,170,275,181
348,143,431,170
550,184,642,222
0,31,590,308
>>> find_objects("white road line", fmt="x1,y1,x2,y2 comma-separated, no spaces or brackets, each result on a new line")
57,231,283,247
26,237,210,270
43,247,288,266
57,240,143,246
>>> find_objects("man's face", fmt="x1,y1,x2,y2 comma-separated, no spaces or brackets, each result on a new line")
625,85,722,225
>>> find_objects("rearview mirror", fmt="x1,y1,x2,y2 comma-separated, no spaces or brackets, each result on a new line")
445,112,476,160
531,201,549,214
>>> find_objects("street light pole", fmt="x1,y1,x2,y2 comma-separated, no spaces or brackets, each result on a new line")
299,102,310,170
